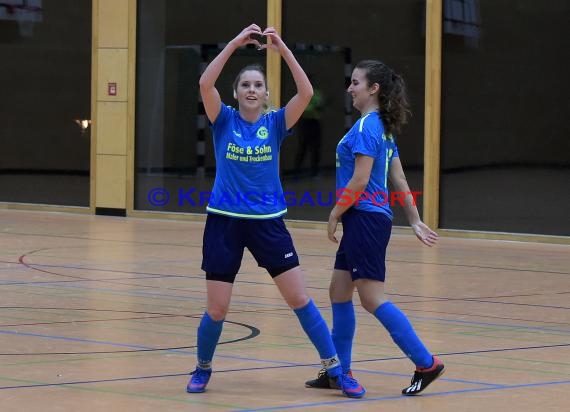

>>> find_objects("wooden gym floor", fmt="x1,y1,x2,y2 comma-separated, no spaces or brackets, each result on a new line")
0,209,568,411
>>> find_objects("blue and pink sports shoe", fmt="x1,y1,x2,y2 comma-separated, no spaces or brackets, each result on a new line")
186,367,212,393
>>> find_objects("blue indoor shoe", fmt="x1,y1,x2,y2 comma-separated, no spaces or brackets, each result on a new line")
186,367,212,393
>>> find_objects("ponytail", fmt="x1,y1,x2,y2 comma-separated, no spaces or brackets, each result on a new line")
354,60,411,136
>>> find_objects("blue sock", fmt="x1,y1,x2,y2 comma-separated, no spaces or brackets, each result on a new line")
331,301,355,373
196,312,224,369
374,301,432,368
294,300,341,377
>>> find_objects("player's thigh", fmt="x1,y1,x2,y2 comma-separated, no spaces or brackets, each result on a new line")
273,266,309,309
206,279,234,320
330,269,355,302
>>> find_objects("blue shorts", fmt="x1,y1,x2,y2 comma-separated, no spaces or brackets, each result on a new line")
334,208,392,282
201,213,300,282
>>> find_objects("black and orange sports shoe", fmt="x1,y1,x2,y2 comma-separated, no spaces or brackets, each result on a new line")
402,356,445,395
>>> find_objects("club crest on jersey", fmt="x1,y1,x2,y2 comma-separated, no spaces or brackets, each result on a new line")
256,126,269,139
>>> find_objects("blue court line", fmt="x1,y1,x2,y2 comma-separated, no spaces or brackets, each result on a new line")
10,258,570,310
405,314,570,334
7,281,570,333
2,280,570,333
9,260,280,289
353,368,502,387
0,364,507,392
7,234,570,277
0,282,298,310
0,370,568,411
385,258,570,276
231,379,570,411
0,372,187,390
3,342,568,391
0,329,168,351
0,329,305,367
0,274,194,286
6,258,570,316
451,298,570,311
216,364,503,388
20,261,198,277
388,292,570,310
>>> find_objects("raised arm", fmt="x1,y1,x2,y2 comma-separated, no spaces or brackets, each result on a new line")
389,157,438,246
262,27,313,130
199,24,263,123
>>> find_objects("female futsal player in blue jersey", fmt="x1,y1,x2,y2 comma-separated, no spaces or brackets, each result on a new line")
186,24,364,398
305,60,445,395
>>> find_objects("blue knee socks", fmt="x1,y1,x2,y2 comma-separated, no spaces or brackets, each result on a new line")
374,301,433,368
196,312,224,369
331,301,355,373
294,300,341,377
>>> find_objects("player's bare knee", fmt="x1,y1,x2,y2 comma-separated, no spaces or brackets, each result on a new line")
360,297,382,314
207,307,228,321
287,293,310,309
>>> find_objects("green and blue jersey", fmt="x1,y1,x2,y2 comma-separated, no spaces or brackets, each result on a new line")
336,112,399,218
206,103,291,219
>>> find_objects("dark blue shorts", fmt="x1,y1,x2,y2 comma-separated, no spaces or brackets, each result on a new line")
334,208,392,282
201,213,300,282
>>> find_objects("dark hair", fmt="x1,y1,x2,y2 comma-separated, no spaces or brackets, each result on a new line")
232,64,267,92
355,60,410,136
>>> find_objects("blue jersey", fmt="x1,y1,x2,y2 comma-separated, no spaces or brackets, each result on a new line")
206,103,291,219
336,112,399,218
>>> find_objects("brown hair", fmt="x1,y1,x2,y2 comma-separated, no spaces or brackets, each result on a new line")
355,60,411,136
